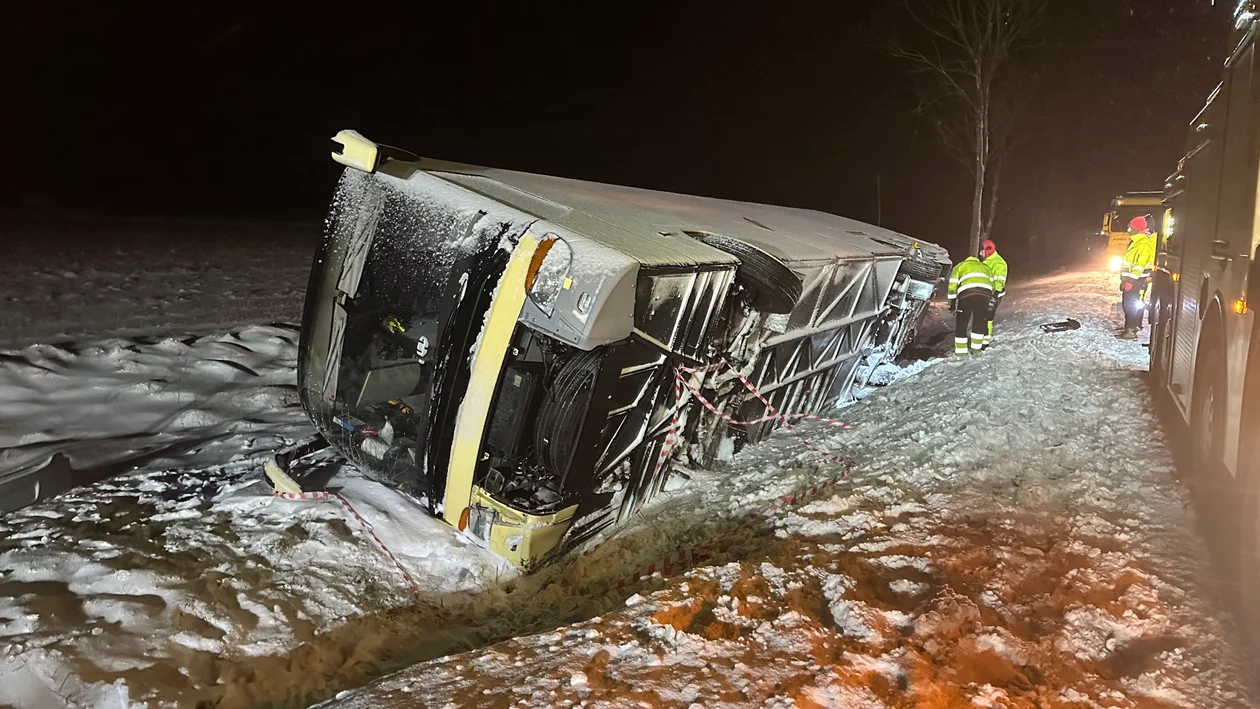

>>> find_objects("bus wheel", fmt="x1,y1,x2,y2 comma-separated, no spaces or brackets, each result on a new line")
696,233,802,314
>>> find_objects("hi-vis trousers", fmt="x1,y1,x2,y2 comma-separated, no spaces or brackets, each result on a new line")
954,292,992,355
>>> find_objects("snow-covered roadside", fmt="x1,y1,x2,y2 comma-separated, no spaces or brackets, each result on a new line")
4,268,1252,708
0,322,520,708
326,270,1257,708
0,448,516,708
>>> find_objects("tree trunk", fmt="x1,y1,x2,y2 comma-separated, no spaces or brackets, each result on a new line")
970,166,985,257
981,157,1003,243
970,109,987,257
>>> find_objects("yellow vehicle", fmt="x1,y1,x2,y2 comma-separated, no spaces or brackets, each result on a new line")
1101,192,1163,271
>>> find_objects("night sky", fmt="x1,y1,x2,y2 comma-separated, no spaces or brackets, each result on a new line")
1,1,1235,266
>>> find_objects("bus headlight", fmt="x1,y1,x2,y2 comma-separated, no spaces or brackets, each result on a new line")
525,235,572,315
459,505,497,547
1109,256,1123,272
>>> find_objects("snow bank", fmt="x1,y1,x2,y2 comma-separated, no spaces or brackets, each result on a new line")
0,322,515,707
0,457,513,707
0,325,310,487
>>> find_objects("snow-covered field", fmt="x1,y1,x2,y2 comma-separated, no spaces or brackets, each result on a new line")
0,218,316,349
1,243,1256,709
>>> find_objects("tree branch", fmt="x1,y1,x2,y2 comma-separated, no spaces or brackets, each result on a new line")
880,0,1047,255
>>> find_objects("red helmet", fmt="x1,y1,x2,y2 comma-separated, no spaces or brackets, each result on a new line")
1129,216,1148,233
980,239,996,258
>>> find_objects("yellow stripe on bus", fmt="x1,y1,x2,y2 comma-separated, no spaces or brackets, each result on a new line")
442,232,541,527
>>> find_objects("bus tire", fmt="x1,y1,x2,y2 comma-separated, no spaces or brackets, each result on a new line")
1237,325,1260,643
1189,321,1233,503
698,233,802,314
896,256,945,284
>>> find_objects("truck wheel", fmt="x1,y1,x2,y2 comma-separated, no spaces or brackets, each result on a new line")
697,233,802,314
1189,332,1219,483
1237,334,1260,643
1188,326,1246,594
1190,332,1227,484
1150,298,1168,381
1188,326,1240,559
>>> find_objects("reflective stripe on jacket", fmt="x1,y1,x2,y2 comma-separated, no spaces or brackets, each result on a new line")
1122,233,1156,279
985,252,1009,293
947,257,994,300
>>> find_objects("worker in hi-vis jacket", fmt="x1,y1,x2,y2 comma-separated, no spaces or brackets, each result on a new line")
979,239,1007,350
1118,216,1156,340
947,255,995,356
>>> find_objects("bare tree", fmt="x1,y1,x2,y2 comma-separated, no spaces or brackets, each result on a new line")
980,71,1039,243
884,0,1047,256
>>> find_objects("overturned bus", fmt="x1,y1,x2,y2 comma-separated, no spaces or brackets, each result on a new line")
298,131,951,570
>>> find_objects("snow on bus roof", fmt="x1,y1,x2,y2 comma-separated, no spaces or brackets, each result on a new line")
378,157,945,269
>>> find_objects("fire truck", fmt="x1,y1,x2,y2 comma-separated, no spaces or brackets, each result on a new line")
1101,192,1163,272
1149,1,1260,636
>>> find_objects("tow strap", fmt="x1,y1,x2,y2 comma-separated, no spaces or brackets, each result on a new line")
1040,318,1081,333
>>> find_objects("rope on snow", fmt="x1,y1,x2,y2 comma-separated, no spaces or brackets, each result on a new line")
273,488,421,597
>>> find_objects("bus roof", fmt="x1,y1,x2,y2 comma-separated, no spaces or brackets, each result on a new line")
378,155,951,269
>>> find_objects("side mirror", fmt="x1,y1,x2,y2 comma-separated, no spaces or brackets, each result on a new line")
330,130,381,173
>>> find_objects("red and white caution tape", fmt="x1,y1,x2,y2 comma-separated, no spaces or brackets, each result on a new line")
594,358,858,593
649,374,684,482
274,489,421,597
718,358,849,466
675,371,851,429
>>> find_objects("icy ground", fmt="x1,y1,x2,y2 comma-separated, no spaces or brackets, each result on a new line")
0,268,1256,708
327,271,1257,708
